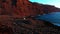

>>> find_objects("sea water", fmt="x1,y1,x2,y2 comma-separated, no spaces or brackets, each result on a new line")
35,12,60,26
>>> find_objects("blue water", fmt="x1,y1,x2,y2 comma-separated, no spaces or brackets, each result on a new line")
35,12,60,26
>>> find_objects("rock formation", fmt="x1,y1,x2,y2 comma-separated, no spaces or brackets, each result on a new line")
0,0,60,34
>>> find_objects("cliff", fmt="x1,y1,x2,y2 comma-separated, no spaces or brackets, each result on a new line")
0,0,60,34
1,0,60,17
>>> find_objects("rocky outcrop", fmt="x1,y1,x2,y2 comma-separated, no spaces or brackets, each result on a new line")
0,0,60,17
0,0,60,34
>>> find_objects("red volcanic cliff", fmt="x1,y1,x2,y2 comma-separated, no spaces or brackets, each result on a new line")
0,0,60,34
1,0,60,17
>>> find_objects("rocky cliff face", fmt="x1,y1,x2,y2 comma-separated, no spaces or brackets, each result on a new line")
0,0,60,17
0,0,60,34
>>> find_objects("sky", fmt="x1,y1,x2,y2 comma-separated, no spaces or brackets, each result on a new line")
29,0,60,8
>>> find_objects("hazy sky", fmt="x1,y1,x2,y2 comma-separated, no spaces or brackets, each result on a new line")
29,0,60,8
